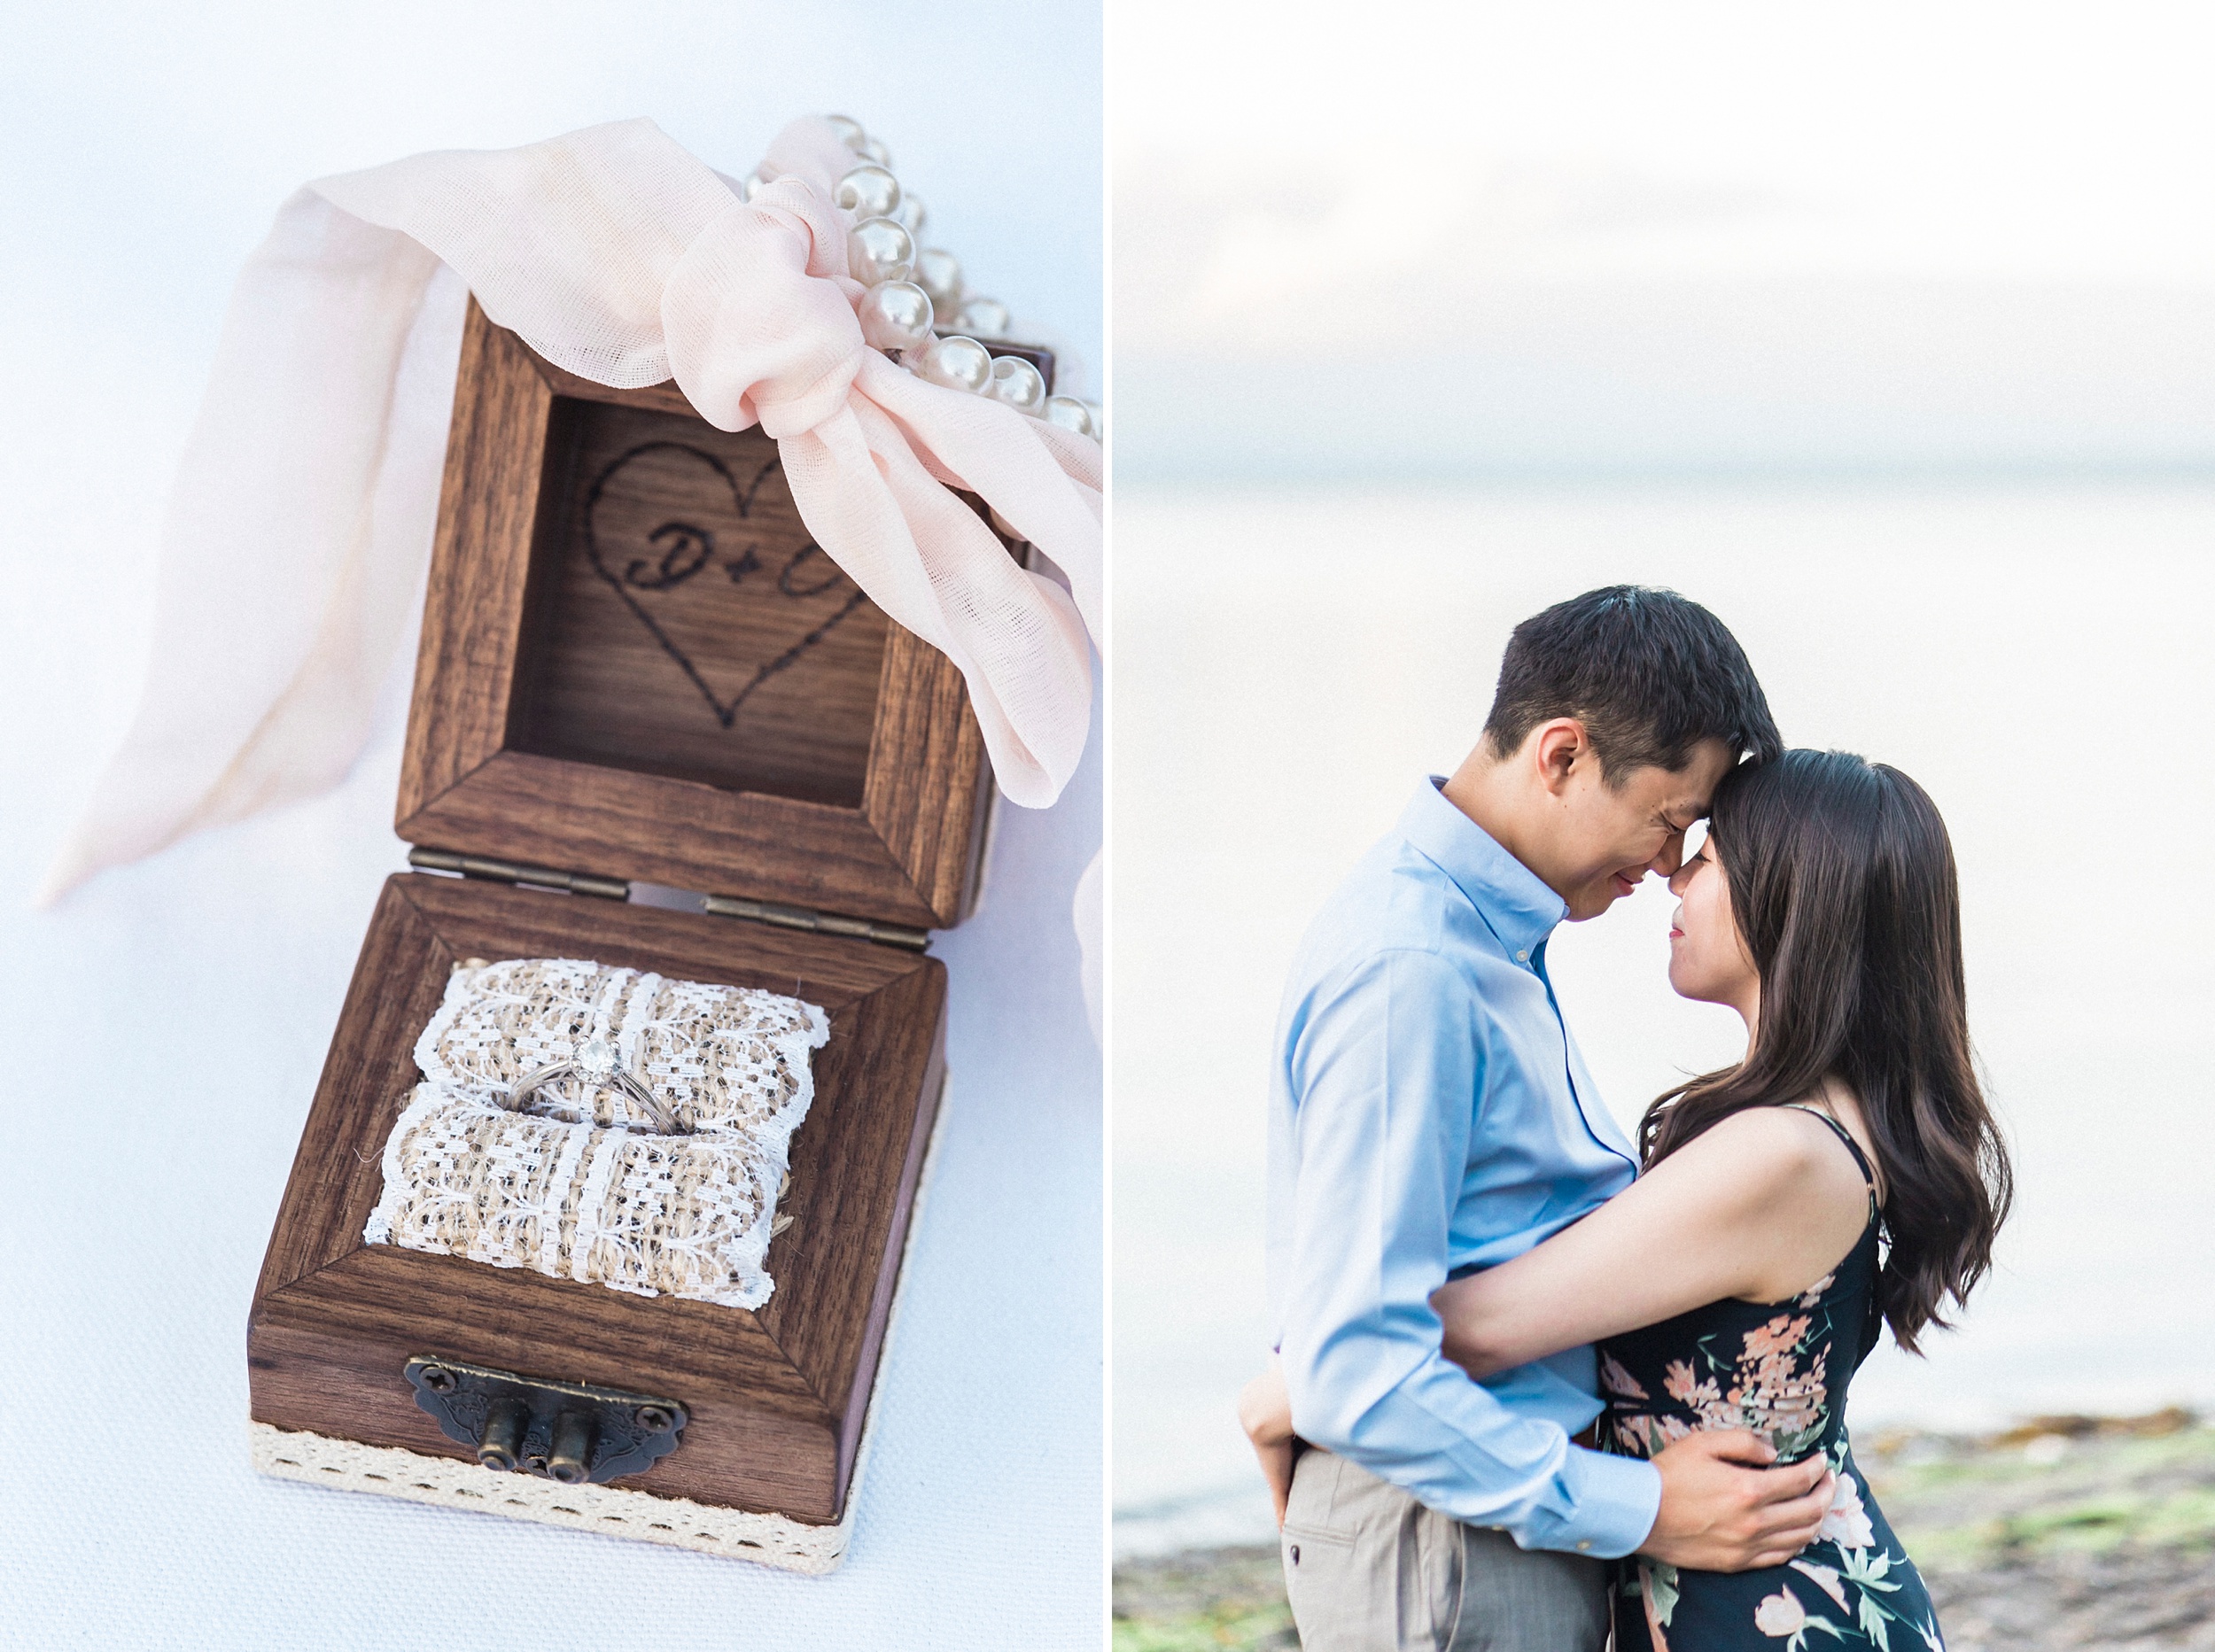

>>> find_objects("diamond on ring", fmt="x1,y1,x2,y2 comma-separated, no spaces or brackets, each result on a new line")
505,1035,681,1135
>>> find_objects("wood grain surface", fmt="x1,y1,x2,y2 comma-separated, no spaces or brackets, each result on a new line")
510,399,890,805
248,873,946,1523
395,299,995,927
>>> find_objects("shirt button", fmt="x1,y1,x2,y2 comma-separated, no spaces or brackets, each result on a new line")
1577,1540,1592,1551
1515,949,1529,962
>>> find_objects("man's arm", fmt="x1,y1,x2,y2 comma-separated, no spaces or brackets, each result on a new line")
1243,1359,1835,1570
1278,947,1660,1556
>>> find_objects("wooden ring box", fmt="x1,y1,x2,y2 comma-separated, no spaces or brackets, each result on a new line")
247,300,1053,1563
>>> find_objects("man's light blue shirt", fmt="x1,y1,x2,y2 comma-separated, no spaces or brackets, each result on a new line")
1265,778,1663,1557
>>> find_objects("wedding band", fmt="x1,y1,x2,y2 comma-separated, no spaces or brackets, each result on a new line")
505,1035,682,1134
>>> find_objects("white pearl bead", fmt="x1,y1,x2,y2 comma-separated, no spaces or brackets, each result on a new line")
859,136,892,168
916,335,992,394
956,297,1011,338
913,247,963,309
1043,396,1099,439
989,355,1047,414
834,165,901,220
859,282,936,352
737,172,762,202
897,190,928,238
847,216,915,286
826,114,866,148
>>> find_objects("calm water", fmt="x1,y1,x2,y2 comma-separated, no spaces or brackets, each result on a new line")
1112,479,2215,1555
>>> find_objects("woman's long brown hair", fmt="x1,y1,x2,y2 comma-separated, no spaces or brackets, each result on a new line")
1638,749,2012,1353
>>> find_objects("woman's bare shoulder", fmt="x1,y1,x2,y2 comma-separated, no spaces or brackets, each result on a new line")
1654,1102,1873,1214
1640,1103,1877,1301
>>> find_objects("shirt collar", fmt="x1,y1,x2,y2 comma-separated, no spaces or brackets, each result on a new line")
1397,777,1569,960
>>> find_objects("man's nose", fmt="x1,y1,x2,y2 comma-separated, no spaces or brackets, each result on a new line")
1649,837,1685,879
1667,859,1694,894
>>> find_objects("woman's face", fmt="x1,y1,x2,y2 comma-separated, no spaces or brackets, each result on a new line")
1667,826,1760,1016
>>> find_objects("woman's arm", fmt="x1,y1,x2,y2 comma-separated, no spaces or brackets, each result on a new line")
1237,1363,1296,1526
1434,1105,1871,1378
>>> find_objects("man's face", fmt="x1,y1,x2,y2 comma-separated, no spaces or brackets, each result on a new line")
1550,737,1737,921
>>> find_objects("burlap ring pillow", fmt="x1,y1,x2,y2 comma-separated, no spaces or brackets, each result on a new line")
364,958,830,1310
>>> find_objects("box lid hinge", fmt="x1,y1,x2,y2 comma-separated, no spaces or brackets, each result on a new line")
702,894,930,952
408,847,928,948
408,847,630,902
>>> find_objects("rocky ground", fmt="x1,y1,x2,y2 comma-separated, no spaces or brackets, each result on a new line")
1113,1411,2215,1651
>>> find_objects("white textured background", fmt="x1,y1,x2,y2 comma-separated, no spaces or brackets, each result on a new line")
0,4,1102,1647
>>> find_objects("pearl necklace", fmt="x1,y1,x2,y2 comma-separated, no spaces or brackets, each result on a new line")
743,114,1101,443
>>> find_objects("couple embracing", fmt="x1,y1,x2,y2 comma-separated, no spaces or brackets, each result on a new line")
1240,588,2010,1649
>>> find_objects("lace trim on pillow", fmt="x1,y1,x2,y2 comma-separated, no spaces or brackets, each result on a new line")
413,958,830,1136
367,1086,791,1309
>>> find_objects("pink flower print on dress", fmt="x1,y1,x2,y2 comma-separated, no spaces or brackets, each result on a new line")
1816,1469,1876,1550
1727,1314,1828,1451
1788,1557,1850,1609
1600,1350,1649,1402
1638,1559,1680,1651
1662,1360,1722,1412
1753,1586,1807,1637
1740,1314,1810,1364
1796,1271,1836,1308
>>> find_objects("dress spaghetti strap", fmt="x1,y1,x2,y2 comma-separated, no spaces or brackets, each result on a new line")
1778,1102,1879,1208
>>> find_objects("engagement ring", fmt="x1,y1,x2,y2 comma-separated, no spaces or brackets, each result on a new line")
506,1035,681,1134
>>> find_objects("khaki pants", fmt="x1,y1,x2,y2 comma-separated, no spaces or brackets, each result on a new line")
1280,1450,1609,1652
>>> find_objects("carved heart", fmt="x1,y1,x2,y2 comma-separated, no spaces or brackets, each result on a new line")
580,439,868,728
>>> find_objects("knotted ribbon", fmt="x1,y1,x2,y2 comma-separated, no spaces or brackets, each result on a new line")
41,115,1101,904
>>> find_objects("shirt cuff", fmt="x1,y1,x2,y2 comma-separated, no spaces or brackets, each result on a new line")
1548,1447,1662,1559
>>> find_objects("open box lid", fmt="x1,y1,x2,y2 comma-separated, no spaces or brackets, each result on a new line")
396,300,1054,934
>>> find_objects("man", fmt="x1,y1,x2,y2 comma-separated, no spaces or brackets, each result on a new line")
1263,587,1832,1650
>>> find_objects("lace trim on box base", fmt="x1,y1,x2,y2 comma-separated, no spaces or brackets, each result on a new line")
255,1076,947,1571
249,1424,852,1572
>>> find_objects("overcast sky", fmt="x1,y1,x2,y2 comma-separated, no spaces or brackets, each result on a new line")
1112,1,2215,478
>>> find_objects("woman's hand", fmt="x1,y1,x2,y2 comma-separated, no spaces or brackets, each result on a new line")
1237,1359,1298,1527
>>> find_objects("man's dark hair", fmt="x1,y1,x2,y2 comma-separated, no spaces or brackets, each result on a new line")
1482,586,1781,780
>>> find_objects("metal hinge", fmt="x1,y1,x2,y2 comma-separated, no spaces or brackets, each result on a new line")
703,894,930,952
409,846,927,950
408,847,629,901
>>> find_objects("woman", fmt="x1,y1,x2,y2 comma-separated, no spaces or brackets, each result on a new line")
1241,749,2010,1649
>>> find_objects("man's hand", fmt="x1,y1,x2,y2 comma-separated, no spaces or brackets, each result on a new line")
1638,1430,1834,1571
1237,1360,1297,1527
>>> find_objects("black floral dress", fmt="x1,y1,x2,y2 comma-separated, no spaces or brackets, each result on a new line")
1599,1106,1943,1651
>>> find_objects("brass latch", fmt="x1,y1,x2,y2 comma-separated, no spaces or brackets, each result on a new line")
404,1355,688,1485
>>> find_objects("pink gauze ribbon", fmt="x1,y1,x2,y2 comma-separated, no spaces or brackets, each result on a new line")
39,115,1100,904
